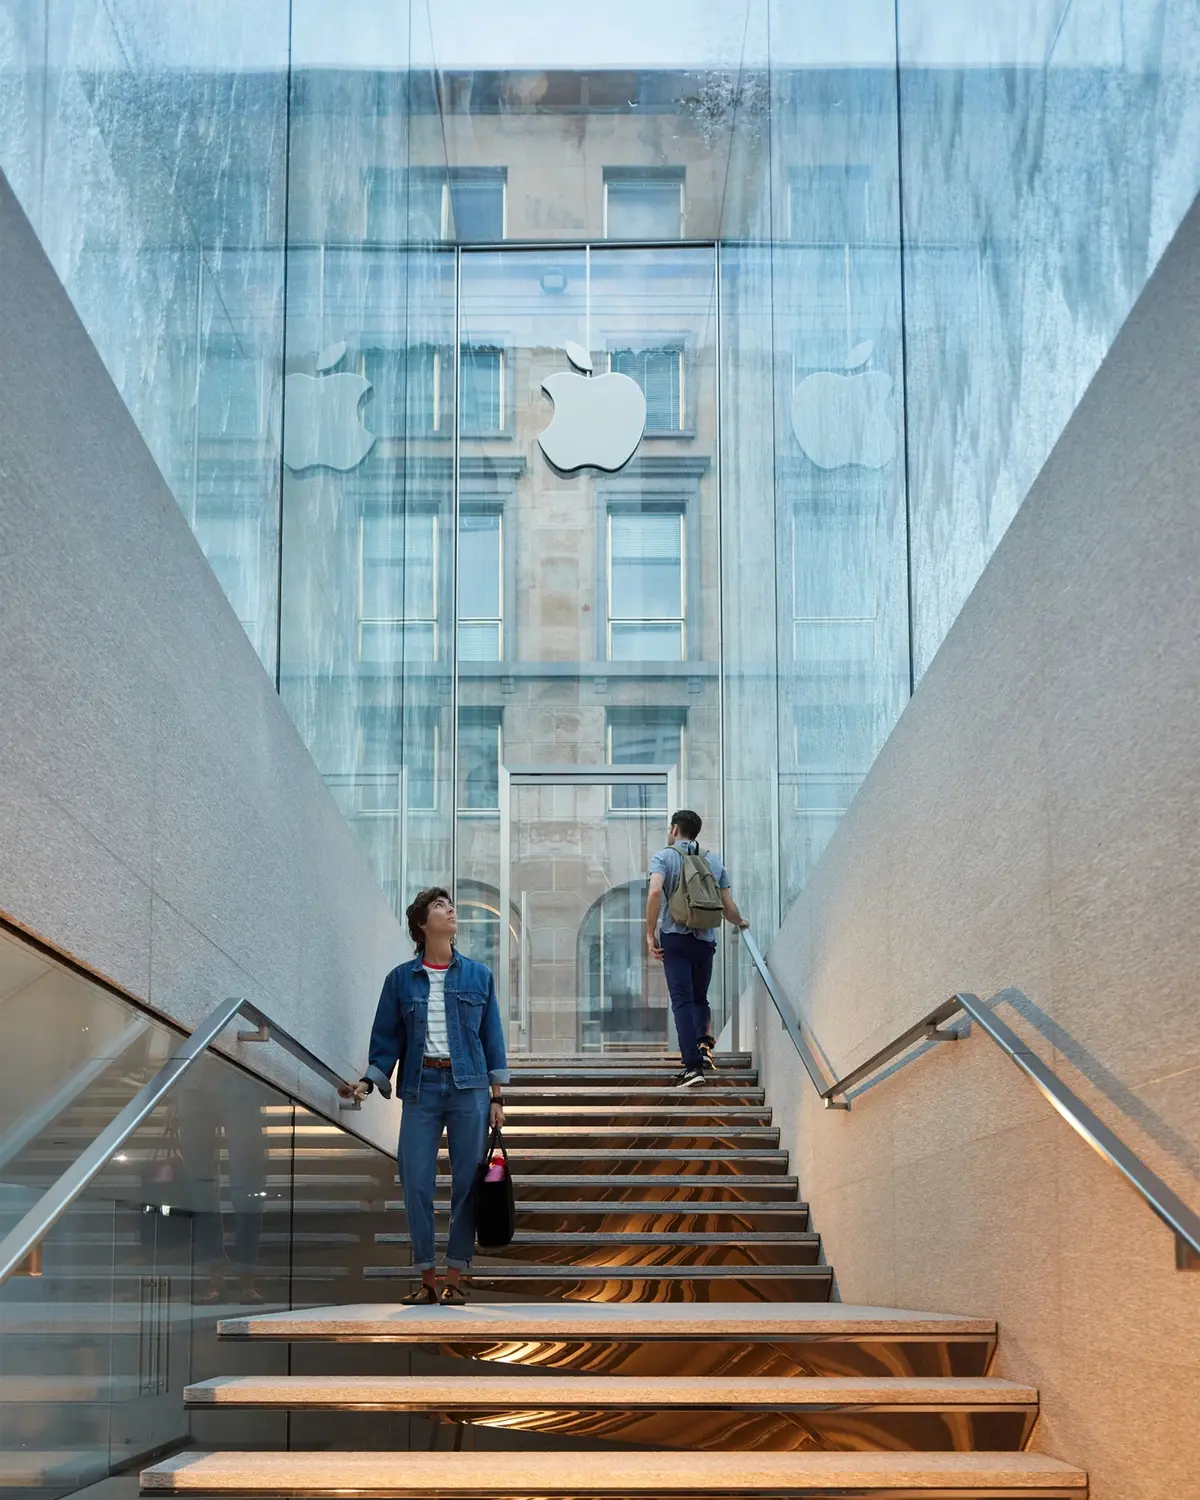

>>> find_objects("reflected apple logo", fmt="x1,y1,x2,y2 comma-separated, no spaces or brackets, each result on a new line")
283,342,376,472
791,341,895,470
537,342,646,473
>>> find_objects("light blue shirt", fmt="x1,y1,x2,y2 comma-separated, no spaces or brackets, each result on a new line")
649,840,731,945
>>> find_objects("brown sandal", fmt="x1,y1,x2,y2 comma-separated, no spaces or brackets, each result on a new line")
401,1283,438,1305
439,1283,467,1305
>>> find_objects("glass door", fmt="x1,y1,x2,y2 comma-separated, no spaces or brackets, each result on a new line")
499,765,676,1055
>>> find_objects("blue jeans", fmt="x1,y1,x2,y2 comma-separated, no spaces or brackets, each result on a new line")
661,931,716,1070
398,1068,489,1271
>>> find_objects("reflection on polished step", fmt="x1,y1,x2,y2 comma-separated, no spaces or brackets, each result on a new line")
0,1449,108,1489
184,1373,1040,1451
138,1052,1086,1495
142,1448,1087,1495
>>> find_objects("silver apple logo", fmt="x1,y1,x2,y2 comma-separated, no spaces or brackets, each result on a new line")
791,340,895,470
283,342,376,473
537,341,647,473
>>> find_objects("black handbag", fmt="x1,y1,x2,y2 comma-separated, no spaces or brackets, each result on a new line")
473,1123,515,1250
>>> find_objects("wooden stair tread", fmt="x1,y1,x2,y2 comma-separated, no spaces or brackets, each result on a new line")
141,1449,1086,1492
489,1127,779,1136
429,1174,799,1187
386,1199,809,1213
364,1263,829,1278
373,1230,819,1244
218,1301,996,1340
185,1374,1039,1407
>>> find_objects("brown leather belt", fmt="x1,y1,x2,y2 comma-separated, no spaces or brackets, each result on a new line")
422,1057,452,1070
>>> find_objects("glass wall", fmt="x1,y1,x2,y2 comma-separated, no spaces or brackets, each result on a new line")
278,0,458,908
3,0,1200,991
0,0,290,673
898,0,1200,675
764,3,911,913
0,921,401,1494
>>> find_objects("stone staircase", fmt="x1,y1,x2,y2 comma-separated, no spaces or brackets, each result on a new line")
139,1053,1087,1497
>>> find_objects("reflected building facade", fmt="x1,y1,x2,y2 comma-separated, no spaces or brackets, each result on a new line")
3,0,1198,1049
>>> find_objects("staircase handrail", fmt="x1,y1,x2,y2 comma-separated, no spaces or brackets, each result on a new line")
737,928,1200,1271
0,994,360,1285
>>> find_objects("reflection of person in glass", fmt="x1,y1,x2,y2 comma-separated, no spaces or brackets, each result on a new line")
342,889,507,1305
175,1068,268,1304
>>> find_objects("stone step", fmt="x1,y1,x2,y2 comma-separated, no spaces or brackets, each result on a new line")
385,1201,811,1231
508,1069,759,1085
511,1054,753,1067
373,1229,821,1267
182,1373,1039,1451
505,1087,767,1103
502,1111,775,1128
454,1126,784,1147
376,1229,819,1246
428,1173,803,1201
216,1301,998,1378
395,1150,791,1177
141,1449,1087,1495
362,1263,831,1299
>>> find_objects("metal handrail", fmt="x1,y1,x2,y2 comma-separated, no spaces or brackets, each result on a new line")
0,995,360,1286
737,931,1200,1271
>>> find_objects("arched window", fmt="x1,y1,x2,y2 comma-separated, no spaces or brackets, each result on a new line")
576,880,669,1052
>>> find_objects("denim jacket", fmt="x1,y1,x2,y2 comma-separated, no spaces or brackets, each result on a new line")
363,951,510,1102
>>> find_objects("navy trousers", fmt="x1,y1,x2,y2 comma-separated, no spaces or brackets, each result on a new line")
398,1068,489,1270
661,931,716,1069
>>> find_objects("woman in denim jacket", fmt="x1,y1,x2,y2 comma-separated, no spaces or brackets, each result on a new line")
342,887,507,1305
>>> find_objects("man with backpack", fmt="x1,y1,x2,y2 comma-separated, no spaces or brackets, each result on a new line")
646,809,748,1087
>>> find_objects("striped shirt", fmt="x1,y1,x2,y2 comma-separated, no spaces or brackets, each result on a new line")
424,962,451,1057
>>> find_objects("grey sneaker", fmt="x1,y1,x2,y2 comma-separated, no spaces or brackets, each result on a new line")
674,1068,706,1089
698,1043,716,1072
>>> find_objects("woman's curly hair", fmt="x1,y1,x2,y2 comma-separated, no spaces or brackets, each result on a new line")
405,886,453,952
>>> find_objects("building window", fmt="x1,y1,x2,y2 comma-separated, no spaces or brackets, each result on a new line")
460,346,505,434
448,171,506,241
607,509,685,661
788,165,872,244
365,167,505,243
607,708,684,812
458,707,502,811
458,510,502,661
359,709,439,813
362,345,444,436
609,347,685,432
603,169,684,240
358,511,438,663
